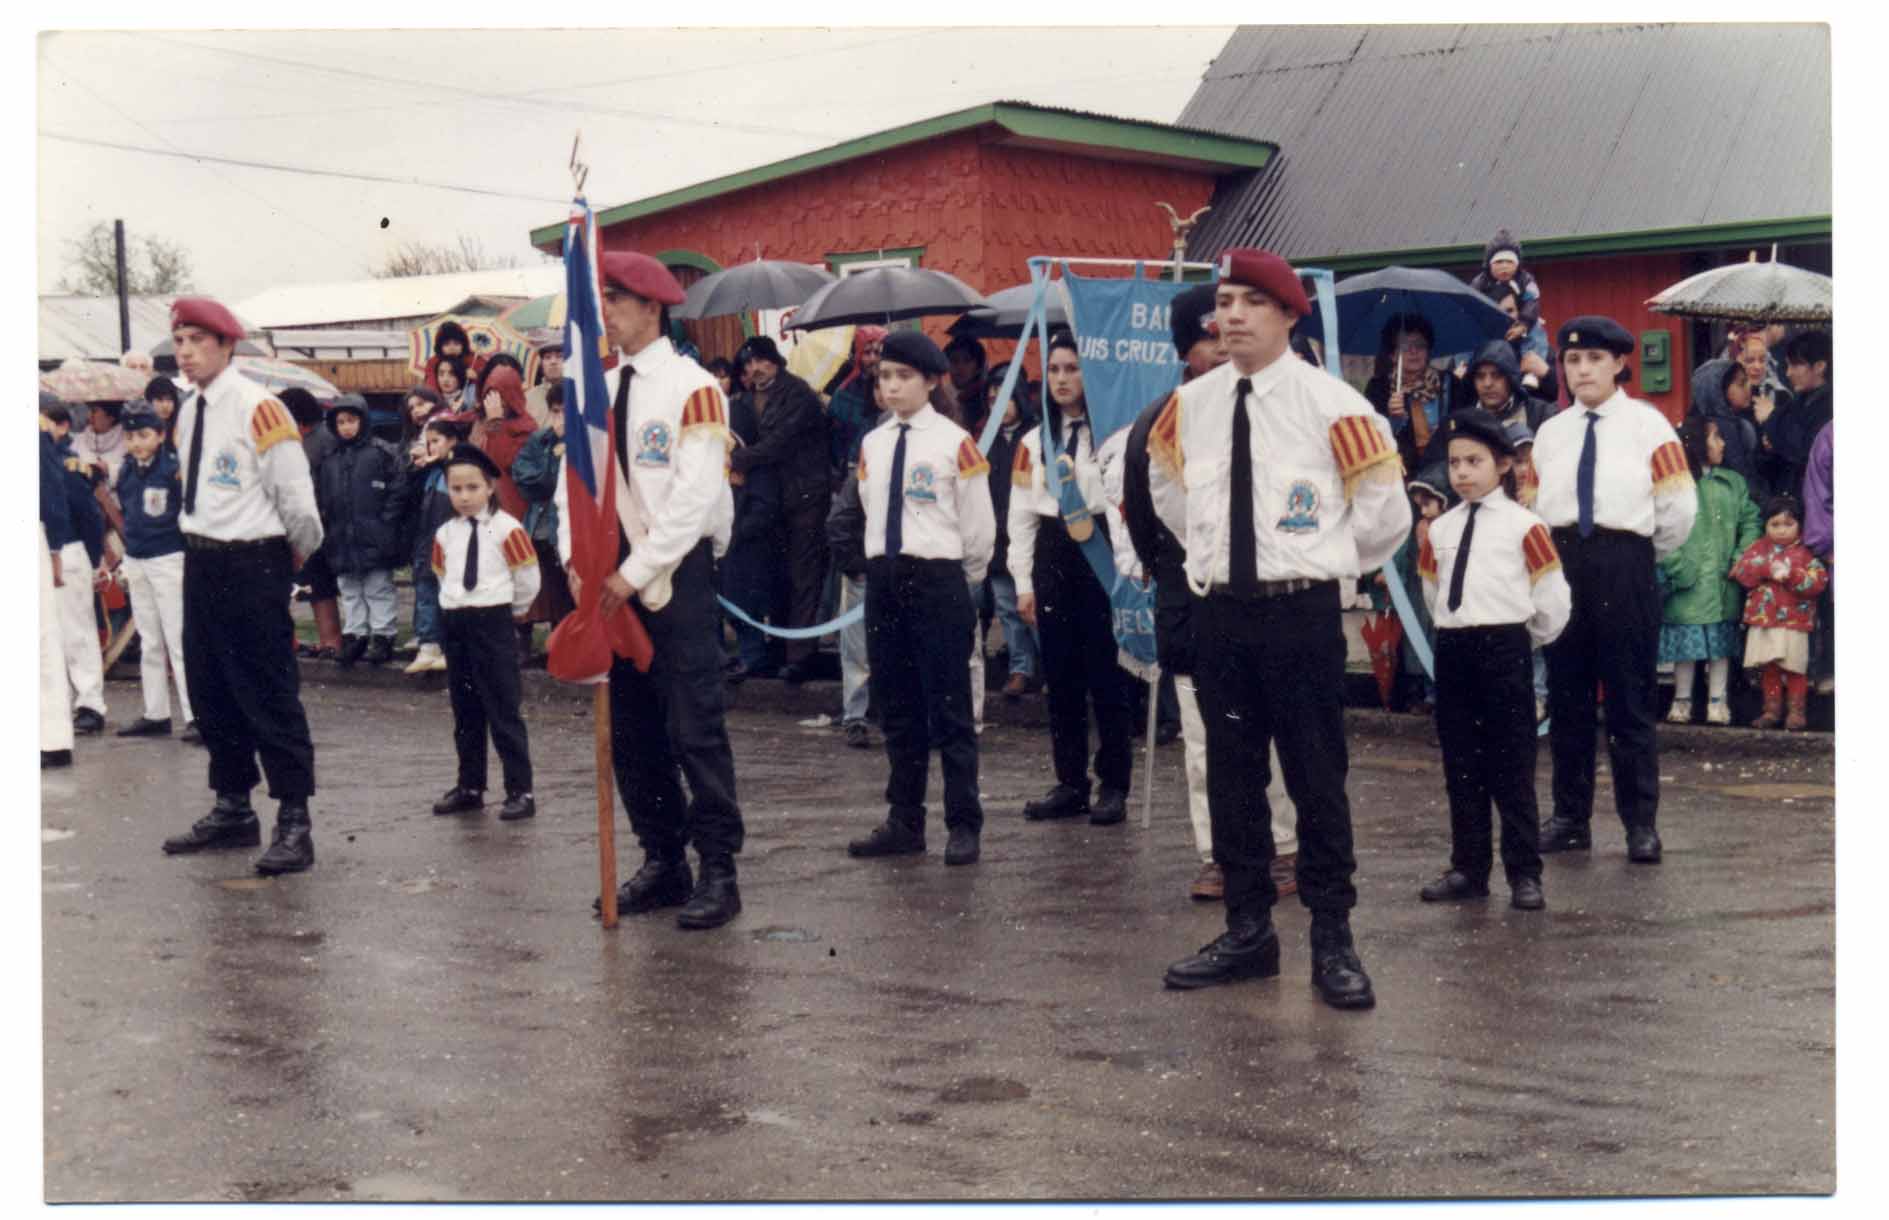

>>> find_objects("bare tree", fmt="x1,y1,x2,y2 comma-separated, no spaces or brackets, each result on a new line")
371,233,525,278
58,222,197,295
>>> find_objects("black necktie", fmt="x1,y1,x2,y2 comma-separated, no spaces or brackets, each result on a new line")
612,364,635,480
885,423,909,559
1577,411,1599,539
463,517,480,591
182,391,206,515
1066,419,1085,460
1448,500,1480,612
1229,377,1258,592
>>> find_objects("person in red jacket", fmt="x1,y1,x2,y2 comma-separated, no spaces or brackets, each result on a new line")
1730,494,1829,731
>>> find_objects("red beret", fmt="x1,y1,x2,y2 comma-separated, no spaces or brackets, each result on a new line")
599,251,686,306
169,297,246,342
1215,248,1312,318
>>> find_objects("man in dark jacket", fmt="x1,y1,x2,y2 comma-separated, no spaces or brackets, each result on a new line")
727,336,832,683
982,364,1040,699
40,400,77,767
315,400,405,666
1770,329,1833,504
1445,339,1555,453
723,384,787,682
1687,358,1768,502
41,400,110,733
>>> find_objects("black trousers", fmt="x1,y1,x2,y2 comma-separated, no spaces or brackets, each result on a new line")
609,541,744,861
441,605,533,795
1193,582,1354,917
1546,528,1659,830
781,495,831,665
182,539,316,803
1435,624,1541,883
865,556,981,834
1033,518,1134,793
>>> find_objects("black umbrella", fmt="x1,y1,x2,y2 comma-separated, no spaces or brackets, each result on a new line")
1298,265,1512,358
783,266,986,332
946,280,1072,340
673,259,836,321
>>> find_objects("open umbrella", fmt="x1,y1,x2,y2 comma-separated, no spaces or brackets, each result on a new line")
1301,266,1514,358
40,359,150,404
502,293,565,333
149,334,270,359
408,315,534,382
675,260,835,321
947,280,1073,340
783,266,985,332
1647,251,1832,323
230,356,341,401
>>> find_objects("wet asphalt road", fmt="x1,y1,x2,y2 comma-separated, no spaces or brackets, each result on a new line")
42,675,1833,1203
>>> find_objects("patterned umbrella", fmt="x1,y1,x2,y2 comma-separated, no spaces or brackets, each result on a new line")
39,359,150,404
231,356,341,400
502,294,565,333
408,315,536,383
674,260,834,321
1647,254,1832,323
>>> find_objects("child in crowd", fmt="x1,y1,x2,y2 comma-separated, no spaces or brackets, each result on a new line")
143,376,181,451
393,415,466,674
508,382,576,640
1731,495,1828,731
1469,229,1544,333
316,398,404,667
109,404,197,743
429,444,541,821
1658,418,1759,725
434,355,474,413
1417,411,1570,911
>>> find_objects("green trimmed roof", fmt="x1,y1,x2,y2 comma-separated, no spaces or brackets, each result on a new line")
1300,216,1834,274
529,101,1278,248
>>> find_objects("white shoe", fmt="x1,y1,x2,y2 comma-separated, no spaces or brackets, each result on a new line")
395,638,420,655
1705,699,1730,725
404,642,445,675
1665,699,1691,725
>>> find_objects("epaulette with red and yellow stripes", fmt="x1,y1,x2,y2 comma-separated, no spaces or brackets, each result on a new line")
1148,391,1183,477
1416,534,1438,583
430,538,446,580
1329,413,1399,495
1649,440,1691,494
1011,437,1034,488
250,397,299,455
502,526,538,570
1522,522,1562,585
679,385,730,442
956,436,989,479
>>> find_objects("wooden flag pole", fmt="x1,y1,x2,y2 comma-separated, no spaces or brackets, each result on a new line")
594,683,618,928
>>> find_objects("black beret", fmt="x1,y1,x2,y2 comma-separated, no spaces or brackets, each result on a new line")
878,330,950,377
1445,407,1516,457
444,442,502,481
1170,283,1219,356
1557,315,1635,357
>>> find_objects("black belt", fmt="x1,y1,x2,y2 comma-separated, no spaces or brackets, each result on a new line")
1209,577,1333,601
183,534,286,552
1551,526,1651,546
867,555,962,575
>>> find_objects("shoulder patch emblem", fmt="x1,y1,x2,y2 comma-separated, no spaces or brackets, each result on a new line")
250,397,299,455
502,526,538,570
679,385,730,445
1329,414,1399,497
430,538,446,580
956,436,989,480
1417,533,1438,583
1522,522,1562,584
1650,440,1691,494
1011,437,1034,488
1148,391,1184,477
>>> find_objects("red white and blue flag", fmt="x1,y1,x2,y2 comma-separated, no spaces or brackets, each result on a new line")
546,197,652,683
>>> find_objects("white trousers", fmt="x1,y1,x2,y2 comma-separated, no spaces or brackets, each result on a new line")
1175,675,1297,861
122,552,192,724
41,529,73,752
56,541,105,717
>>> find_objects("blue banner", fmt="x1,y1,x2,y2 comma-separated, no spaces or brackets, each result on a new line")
1059,267,1195,444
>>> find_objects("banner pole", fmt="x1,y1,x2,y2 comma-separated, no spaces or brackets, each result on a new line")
594,683,619,928
1143,663,1159,829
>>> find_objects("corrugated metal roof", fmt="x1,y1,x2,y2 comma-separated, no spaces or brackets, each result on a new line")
1180,24,1831,262
39,294,186,362
234,265,563,329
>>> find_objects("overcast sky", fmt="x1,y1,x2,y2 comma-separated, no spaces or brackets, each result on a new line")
36,26,1233,307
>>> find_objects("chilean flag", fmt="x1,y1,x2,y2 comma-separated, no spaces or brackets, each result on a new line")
546,198,653,684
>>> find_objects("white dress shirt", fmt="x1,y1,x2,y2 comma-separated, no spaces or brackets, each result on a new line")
857,405,996,585
1532,388,1697,559
432,506,543,615
554,336,735,593
174,364,324,558
1146,351,1410,592
1096,427,1143,583
1004,411,1108,596
1418,487,1572,648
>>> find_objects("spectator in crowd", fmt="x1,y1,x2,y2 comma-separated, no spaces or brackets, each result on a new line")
1767,330,1833,504
391,415,468,675
1468,228,1544,333
982,363,1040,700
523,338,565,430
40,400,75,768
434,355,473,413
945,336,990,437
1802,417,1833,697
425,322,479,396
723,367,787,683
1688,359,1768,503
728,335,833,685
1475,285,1558,401
508,381,576,651
316,398,404,667
470,363,541,658
824,432,873,746
704,357,737,400
826,326,887,485
1658,417,1759,725
144,376,181,451
1737,329,1794,492
73,400,129,485
109,404,196,741
41,400,109,734
400,386,447,458
1732,495,1828,731
1449,338,1555,442
281,388,343,660
1366,313,1447,475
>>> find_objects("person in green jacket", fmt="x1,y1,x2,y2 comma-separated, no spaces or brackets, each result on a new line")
1658,417,1759,724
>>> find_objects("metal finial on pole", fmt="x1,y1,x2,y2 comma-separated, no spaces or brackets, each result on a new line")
569,131,589,194
1157,202,1211,283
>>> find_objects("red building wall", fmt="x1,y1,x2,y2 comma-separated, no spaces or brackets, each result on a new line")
1531,251,1695,423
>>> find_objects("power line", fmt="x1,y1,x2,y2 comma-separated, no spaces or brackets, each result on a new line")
40,131,570,204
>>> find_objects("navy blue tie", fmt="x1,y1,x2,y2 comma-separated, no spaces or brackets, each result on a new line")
463,517,479,591
885,423,909,559
1576,411,1600,539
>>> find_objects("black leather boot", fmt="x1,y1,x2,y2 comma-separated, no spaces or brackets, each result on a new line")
1089,787,1128,826
116,717,172,738
336,635,367,669
943,826,980,866
364,635,395,666
1626,825,1663,864
254,801,315,875
498,791,536,821
1309,914,1376,1010
1163,911,1280,989
676,856,741,930
1022,783,1089,821
847,819,925,858
432,786,484,815
162,793,261,855
1419,869,1489,902
1538,817,1591,853
595,853,694,916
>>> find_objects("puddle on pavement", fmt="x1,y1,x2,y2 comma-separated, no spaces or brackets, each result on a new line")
936,1076,1030,1104
750,926,820,944
218,878,274,892
1709,783,1836,801
42,828,76,843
